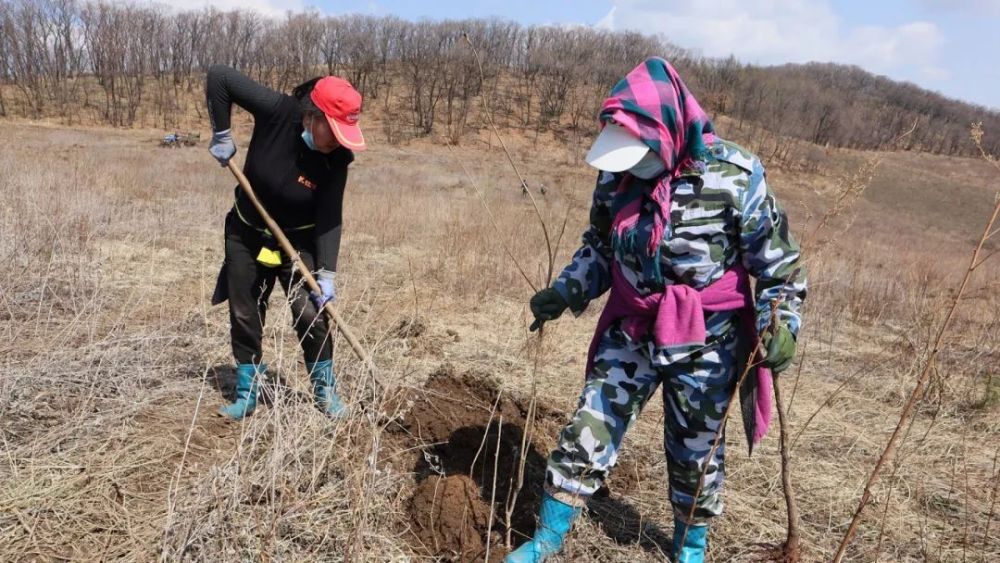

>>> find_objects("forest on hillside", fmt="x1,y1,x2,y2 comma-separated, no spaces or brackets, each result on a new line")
3,0,998,155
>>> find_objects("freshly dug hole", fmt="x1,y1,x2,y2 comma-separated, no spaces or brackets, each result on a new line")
393,365,564,561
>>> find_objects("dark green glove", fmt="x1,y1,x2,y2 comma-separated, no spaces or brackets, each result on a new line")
529,288,568,332
762,324,796,373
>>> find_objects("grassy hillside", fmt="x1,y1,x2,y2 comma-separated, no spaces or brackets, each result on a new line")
0,120,997,562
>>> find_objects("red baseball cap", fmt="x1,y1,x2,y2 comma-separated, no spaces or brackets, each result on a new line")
310,77,366,151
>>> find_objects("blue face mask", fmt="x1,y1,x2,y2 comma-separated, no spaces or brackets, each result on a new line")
629,150,667,179
301,120,318,151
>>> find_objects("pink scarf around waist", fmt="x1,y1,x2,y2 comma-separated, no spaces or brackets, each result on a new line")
586,263,773,448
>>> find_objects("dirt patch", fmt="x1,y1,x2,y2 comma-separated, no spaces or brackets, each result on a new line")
407,475,493,560
392,365,565,561
393,316,427,339
389,315,460,357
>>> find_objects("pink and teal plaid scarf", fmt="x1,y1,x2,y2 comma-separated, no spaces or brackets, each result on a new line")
601,57,716,267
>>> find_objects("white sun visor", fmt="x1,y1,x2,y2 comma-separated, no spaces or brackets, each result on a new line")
584,123,650,172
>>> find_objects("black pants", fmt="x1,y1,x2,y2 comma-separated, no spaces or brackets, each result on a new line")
223,211,333,366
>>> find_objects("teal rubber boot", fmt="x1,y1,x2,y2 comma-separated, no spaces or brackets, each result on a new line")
672,518,708,563
504,491,582,562
307,359,346,417
218,363,264,420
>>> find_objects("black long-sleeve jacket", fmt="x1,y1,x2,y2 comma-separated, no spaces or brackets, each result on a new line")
206,65,352,271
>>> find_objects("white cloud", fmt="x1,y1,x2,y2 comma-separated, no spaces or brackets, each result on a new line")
598,0,946,82
844,21,945,72
595,5,615,29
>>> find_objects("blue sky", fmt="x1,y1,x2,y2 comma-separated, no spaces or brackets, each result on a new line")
184,0,1000,110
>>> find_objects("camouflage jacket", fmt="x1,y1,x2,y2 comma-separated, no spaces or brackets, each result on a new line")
553,139,807,341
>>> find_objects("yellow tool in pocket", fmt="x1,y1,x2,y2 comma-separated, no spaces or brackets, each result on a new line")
256,230,282,267
256,246,282,267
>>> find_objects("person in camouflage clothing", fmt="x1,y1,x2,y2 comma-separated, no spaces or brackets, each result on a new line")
506,58,806,563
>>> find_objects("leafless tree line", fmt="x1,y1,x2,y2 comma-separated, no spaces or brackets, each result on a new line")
712,60,1000,155
2,0,998,155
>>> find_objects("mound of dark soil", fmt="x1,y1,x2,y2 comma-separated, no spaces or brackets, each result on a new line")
407,474,492,560
393,365,565,562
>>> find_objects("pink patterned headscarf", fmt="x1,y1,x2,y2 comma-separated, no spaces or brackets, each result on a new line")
601,57,716,258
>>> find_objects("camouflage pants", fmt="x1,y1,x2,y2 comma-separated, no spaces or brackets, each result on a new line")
545,322,739,524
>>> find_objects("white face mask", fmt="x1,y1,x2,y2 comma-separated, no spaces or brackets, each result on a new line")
629,150,667,179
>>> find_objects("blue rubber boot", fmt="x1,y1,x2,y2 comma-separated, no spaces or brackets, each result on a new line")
218,363,264,420
307,359,346,417
504,491,582,562
672,518,708,563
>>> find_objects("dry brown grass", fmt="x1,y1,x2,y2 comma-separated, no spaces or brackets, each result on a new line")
0,120,998,562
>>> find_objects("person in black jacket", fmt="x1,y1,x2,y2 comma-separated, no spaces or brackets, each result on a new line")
205,65,366,420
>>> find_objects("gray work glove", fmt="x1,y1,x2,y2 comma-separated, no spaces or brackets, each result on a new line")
209,128,236,166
